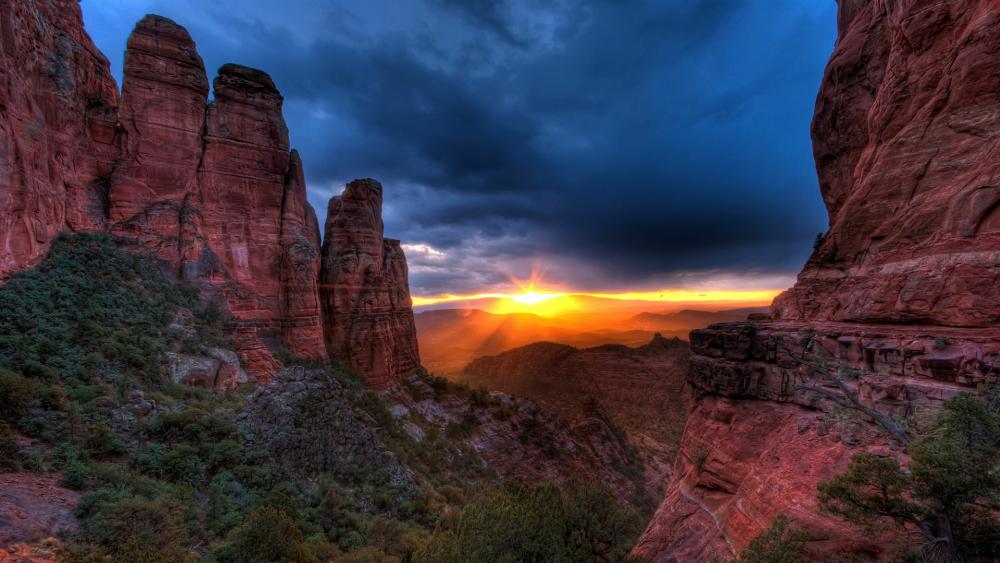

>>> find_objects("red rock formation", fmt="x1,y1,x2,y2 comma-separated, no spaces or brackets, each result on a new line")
772,0,1000,327
0,0,119,279
635,322,998,561
638,2,1000,560
109,14,207,265
320,179,421,388
0,5,333,382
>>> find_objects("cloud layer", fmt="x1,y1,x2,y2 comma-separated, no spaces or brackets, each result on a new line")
82,0,836,295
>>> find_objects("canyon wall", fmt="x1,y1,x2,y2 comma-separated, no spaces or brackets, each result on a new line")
771,0,1000,327
636,1,1000,560
0,0,119,277
0,2,418,385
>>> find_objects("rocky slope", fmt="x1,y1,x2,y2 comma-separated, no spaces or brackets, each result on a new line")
0,473,78,562
636,1,1000,560
0,2,418,385
460,335,690,499
385,372,652,508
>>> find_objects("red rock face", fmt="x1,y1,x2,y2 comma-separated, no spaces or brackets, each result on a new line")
772,0,1000,327
635,322,997,561
639,2,1000,560
0,5,345,382
0,0,119,279
320,179,421,388
109,14,207,265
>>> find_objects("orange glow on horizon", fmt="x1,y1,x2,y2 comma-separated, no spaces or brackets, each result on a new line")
411,287,784,316
410,267,784,316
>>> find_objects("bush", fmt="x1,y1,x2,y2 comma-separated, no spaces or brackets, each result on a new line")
0,424,22,471
0,368,35,421
76,492,193,560
730,515,806,563
415,482,643,563
0,233,197,386
60,459,91,490
818,392,1000,561
226,505,318,563
84,426,126,459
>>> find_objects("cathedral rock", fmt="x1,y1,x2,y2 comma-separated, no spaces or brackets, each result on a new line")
635,1,1000,561
0,1,420,385
320,180,421,389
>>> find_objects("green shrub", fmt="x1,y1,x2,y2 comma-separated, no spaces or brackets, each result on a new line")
818,392,1000,560
225,505,318,563
415,482,643,563
0,424,22,471
60,459,92,490
0,368,35,421
730,515,806,562
84,426,126,459
76,491,193,560
53,442,83,468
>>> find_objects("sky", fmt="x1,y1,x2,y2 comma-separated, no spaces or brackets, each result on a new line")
81,0,837,299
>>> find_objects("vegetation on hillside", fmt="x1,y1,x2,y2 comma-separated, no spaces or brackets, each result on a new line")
415,482,645,563
818,390,1000,562
0,233,644,562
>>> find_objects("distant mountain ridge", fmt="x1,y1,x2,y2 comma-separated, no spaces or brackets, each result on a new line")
416,306,763,374
627,307,768,331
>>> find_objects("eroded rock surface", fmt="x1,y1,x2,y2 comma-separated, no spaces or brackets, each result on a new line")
638,1,1000,560
0,0,119,279
772,0,1000,327
0,473,79,560
320,180,421,388
635,322,995,560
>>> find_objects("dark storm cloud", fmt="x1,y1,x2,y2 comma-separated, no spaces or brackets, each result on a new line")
82,0,836,295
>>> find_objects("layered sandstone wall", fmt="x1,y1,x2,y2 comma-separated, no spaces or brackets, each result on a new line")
638,1,1000,560
635,321,998,560
0,0,119,278
0,2,419,385
320,180,421,388
772,0,1000,327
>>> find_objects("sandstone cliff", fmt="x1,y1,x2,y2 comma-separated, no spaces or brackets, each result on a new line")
0,0,119,277
636,1,1000,560
320,179,421,388
0,3,417,385
772,0,1000,327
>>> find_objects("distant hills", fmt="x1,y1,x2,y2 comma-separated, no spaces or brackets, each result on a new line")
625,307,768,331
415,306,767,375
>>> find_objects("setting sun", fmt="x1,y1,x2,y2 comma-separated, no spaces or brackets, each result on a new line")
512,290,564,304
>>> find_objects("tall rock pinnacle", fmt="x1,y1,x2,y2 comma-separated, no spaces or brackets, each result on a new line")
320,179,421,388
